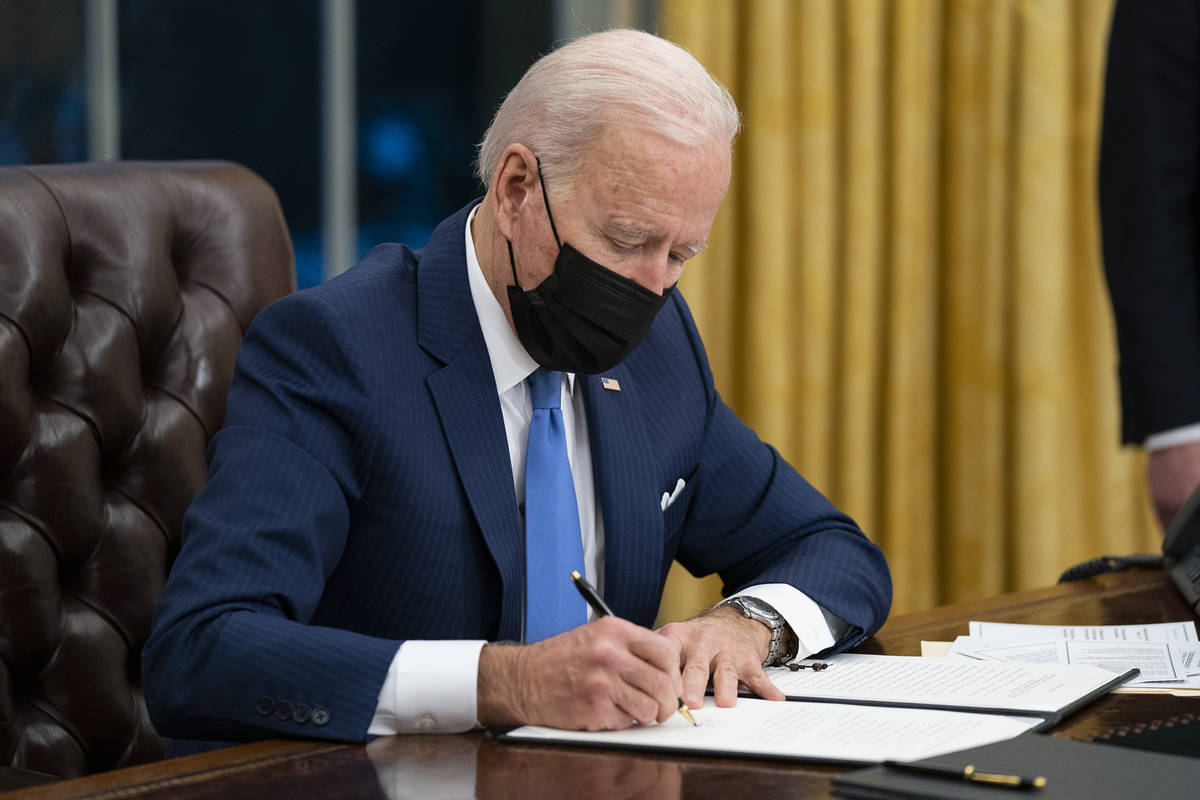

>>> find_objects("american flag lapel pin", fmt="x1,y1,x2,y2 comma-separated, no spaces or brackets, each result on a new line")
600,377,621,391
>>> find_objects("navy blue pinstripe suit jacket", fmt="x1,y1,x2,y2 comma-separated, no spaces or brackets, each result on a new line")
142,201,892,745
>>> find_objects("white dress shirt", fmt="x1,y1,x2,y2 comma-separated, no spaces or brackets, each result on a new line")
1145,422,1200,451
368,205,835,734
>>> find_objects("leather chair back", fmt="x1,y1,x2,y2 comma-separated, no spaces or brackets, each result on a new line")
0,161,296,777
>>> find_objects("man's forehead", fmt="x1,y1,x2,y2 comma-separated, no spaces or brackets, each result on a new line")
569,125,729,250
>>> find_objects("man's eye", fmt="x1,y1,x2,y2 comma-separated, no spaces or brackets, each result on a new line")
610,239,640,253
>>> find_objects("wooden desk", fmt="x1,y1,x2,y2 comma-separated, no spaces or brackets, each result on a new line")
13,570,1197,800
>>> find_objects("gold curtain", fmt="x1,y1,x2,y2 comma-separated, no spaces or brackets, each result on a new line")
655,0,1161,623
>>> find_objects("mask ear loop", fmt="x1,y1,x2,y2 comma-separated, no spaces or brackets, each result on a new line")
506,240,520,288
535,157,563,248
508,156,562,290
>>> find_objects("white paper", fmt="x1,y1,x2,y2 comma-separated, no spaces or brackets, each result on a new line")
504,698,1043,764
948,635,1200,687
765,653,1121,715
952,638,1063,665
1180,643,1200,676
968,620,1199,643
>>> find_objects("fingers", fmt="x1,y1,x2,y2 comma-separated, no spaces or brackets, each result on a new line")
625,624,685,698
659,611,788,709
610,620,683,724
487,613,794,731
581,649,676,727
737,662,786,703
661,618,727,708
670,624,716,708
709,659,740,706
524,617,683,730
681,659,712,708
699,652,785,707
608,679,669,727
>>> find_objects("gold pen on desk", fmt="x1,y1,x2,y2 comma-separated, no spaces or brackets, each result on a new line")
882,760,1048,790
570,570,698,727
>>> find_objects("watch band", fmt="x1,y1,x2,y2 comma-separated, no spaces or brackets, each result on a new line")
721,596,790,667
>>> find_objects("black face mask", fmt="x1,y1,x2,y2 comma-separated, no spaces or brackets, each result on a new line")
506,159,672,375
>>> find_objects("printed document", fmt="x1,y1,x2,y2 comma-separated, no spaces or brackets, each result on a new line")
967,620,1198,643
503,697,1044,764
952,620,1200,690
947,636,1198,686
764,653,1125,717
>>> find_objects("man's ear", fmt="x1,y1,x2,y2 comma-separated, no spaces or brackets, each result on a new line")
491,145,539,240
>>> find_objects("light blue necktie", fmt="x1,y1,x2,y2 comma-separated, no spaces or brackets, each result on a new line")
523,367,587,642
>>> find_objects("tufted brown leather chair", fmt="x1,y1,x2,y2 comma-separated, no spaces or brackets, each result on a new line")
0,161,296,780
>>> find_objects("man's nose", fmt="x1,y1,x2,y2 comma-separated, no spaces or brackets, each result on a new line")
631,251,674,296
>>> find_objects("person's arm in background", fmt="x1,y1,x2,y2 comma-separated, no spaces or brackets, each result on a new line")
1145,428,1200,528
1100,0,1200,528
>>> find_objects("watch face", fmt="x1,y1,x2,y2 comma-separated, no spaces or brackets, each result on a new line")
737,596,781,622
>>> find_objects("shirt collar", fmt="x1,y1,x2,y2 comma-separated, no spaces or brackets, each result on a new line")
464,203,576,397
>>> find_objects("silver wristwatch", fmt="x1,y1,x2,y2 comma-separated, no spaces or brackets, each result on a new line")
721,596,795,667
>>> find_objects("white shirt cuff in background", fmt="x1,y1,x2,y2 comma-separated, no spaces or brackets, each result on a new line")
368,640,487,735
726,583,836,659
1145,423,1200,452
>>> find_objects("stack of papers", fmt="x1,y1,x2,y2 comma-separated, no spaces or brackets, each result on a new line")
942,621,1200,693
502,653,1132,764
505,697,1045,765
763,653,1128,720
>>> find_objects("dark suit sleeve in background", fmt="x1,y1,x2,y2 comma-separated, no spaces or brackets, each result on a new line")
1100,0,1200,443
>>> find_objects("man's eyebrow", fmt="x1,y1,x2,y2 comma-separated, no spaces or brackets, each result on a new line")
605,221,709,258
606,220,656,241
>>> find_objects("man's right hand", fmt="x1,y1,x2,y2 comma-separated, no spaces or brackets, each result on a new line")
476,616,683,730
1147,441,1200,529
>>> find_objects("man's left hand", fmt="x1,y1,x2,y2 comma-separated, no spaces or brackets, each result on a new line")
656,605,786,709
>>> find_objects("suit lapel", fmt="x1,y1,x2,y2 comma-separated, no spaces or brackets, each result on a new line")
419,202,525,642
582,366,662,625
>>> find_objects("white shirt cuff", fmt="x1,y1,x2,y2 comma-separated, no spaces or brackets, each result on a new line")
367,640,487,735
727,583,836,659
1145,423,1200,451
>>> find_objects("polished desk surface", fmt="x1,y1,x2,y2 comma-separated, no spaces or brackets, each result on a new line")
10,570,1198,799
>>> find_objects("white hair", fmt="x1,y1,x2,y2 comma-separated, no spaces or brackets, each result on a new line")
476,28,741,192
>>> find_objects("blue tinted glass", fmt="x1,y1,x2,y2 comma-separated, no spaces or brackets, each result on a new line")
0,0,86,165
356,0,552,256
2,0,555,287
119,0,323,287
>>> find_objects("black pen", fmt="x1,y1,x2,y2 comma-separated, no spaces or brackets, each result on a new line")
570,570,698,726
882,760,1047,790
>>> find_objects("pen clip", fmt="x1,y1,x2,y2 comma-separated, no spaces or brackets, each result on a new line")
965,766,1048,789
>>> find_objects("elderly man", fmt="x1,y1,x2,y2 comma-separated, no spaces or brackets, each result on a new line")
143,29,891,746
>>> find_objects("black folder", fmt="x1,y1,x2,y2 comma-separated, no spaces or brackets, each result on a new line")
833,731,1199,800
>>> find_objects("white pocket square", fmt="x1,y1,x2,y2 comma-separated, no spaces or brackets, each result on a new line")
660,478,686,511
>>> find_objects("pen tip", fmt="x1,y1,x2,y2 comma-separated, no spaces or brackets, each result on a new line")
678,701,697,726
571,570,582,580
